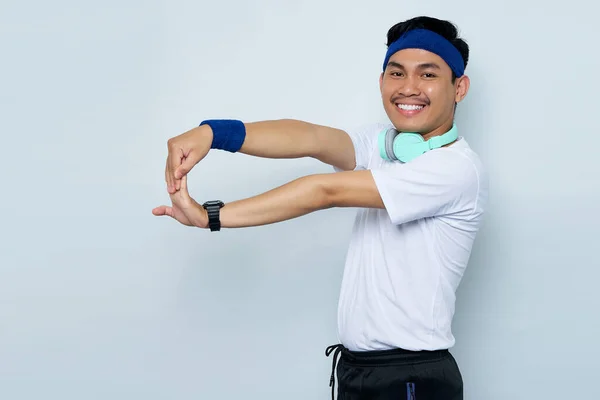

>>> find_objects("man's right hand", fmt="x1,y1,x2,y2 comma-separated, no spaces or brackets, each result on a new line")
165,125,213,194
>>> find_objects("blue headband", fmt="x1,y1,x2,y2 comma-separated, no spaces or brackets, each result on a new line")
383,28,465,77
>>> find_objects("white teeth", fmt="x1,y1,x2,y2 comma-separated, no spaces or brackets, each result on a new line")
397,104,425,111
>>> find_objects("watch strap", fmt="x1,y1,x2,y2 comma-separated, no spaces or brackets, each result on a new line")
202,201,224,232
206,205,221,231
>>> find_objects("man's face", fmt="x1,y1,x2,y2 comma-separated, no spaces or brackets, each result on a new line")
379,48,469,138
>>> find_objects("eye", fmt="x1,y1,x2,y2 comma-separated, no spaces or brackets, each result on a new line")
422,73,437,78
390,71,404,77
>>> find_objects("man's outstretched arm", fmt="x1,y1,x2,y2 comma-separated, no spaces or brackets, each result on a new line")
219,170,383,228
153,170,384,229
165,119,356,194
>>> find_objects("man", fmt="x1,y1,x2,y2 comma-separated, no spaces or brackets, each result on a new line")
153,15,488,400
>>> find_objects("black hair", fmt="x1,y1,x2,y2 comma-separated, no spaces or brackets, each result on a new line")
386,16,469,82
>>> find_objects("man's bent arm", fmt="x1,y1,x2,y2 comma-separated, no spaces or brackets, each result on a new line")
237,119,357,171
219,170,384,228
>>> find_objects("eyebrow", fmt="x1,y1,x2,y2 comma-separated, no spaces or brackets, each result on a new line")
387,61,441,70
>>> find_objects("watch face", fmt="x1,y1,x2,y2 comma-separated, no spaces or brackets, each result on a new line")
203,200,224,208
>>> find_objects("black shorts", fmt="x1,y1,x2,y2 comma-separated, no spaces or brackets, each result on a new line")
325,344,463,400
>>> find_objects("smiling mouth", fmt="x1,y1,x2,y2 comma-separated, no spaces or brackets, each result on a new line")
395,102,427,116
396,103,426,111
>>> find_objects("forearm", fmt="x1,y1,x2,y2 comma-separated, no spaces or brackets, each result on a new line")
219,174,330,228
237,119,321,159
237,119,355,170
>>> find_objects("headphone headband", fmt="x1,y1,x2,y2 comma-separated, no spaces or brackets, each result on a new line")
378,124,458,163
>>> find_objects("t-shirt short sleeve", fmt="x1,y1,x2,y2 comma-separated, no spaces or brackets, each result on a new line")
333,123,388,172
370,150,480,225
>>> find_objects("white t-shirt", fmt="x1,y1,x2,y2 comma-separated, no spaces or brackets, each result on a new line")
334,122,488,352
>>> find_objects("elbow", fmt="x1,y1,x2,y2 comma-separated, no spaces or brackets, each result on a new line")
307,174,336,210
313,174,340,209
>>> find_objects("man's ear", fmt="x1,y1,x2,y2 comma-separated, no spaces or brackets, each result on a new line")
379,72,384,94
455,75,470,103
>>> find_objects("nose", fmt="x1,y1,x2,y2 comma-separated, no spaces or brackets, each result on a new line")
398,75,421,97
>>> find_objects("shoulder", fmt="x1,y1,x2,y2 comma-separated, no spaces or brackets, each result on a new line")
373,137,486,203
446,138,487,189
368,138,486,224
427,138,489,213
422,138,485,181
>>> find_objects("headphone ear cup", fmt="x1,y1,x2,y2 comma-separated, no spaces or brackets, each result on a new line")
392,133,427,163
378,128,399,161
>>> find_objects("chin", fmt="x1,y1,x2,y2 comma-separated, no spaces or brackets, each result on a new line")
385,106,430,133
389,118,428,134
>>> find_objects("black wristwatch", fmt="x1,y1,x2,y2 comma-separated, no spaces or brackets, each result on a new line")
202,200,225,231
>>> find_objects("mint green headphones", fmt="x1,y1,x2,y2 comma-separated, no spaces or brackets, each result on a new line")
378,124,458,163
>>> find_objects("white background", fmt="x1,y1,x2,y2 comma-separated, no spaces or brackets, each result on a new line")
1,0,598,398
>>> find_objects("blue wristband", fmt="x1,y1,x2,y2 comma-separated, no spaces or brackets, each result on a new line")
199,119,246,152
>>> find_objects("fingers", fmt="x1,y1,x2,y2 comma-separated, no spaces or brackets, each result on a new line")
152,205,189,226
165,159,173,194
167,175,190,209
152,205,173,217
166,140,180,194
174,152,196,181
174,175,192,205
174,151,203,193
180,174,188,193
165,127,210,194
167,144,197,193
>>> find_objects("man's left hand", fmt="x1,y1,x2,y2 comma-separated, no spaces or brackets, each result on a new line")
152,175,208,228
